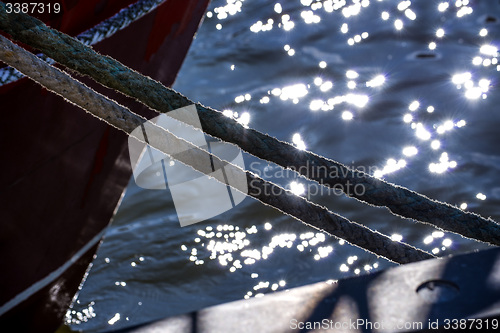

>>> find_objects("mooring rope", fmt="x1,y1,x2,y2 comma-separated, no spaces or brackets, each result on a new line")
1,4,499,246
0,0,167,86
0,34,434,264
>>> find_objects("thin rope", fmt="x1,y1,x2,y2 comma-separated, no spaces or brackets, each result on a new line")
1,4,499,246
0,0,167,86
0,34,434,264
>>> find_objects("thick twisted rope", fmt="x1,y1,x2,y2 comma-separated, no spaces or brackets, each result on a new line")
0,0,167,86
1,3,499,246
0,34,434,264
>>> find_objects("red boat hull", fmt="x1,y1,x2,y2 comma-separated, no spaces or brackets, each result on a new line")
0,0,209,331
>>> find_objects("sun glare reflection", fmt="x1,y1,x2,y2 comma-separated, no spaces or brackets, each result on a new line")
394,19,403,30
428,152,457,174
292,133,307,150
183,222,346,300
190,0,497,306
366,74,385,87
374,158,406,178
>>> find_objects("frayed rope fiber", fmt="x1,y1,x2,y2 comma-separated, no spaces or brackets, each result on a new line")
0,34,433,264
1,2,500,246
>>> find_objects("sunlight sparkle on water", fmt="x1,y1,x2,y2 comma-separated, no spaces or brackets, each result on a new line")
342,111,354,121
452,72,472,85
301,10,321,24
394,19,403,30
480,44,498,57
320,81,333,91
464,86,482,99
260,96,270,104
292,133,307,150
346,70,359,79
432,231,444,238
402,146,418,157
478,79,490,92
279,83,308,101
250,19,274,33
451,72,487,100
391,234,403,242
281,14,295,31
161,0,500,309
397,1,410,11
236,112,250,127
108,313,120,325
341,23,348,33
431,140,441,150
274,3,282,14
342,2,361,18
438,2,449,12
476,193,487,200
429,152,457,174
436,120,455,134
405,9,416,21
316,245,333,259
366,74,385,87
289,181,305,195
456,5,473,17
345,93,369,107
309,99,325,111
409,100,420,111
374,158,406,178
415,123,431,140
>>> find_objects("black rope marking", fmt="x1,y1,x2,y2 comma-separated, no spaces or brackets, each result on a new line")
207,140,236,207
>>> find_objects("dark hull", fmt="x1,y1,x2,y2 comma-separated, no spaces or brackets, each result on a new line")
0,0,209,331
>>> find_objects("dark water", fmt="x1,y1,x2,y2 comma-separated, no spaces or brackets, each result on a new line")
68,0,500,330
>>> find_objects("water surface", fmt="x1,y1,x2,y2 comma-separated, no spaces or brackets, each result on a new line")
69,0,500,330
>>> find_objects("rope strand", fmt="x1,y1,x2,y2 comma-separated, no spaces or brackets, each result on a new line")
0,34,433,264
1,4,499,246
